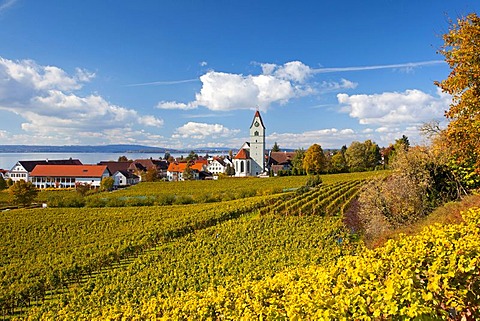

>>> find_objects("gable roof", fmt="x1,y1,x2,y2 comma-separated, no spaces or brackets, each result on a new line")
234,148,250,160
269,151,296,165
30,165,109,178
98,161,133,174
114,170,139,179
16,159,83,172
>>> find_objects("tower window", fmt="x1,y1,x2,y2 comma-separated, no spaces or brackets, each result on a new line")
254,131,259,136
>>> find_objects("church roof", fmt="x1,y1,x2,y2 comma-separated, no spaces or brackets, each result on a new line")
234,148,250,159
250,110,266,129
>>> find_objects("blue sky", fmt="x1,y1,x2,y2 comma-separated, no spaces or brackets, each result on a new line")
0,0,479,150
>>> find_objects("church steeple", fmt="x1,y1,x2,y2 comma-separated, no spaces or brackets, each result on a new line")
249,110,266,175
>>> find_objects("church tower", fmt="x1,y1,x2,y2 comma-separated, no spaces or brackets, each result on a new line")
249,110,266,175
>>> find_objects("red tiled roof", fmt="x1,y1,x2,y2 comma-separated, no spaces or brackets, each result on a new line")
167,162,204,173
234,148,250,159
30,165,108,178
269,151,296,165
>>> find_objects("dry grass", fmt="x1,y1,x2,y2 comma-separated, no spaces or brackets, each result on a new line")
362,193,480,248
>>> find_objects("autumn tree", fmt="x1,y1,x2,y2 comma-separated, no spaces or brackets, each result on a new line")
100,176,115,191
345,140,381,172
435,13,480,183
143,167,159,182
330,150,347,173
9,180,38,207
303,144,326,175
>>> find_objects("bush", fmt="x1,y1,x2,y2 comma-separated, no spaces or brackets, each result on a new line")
306,175,322,188
48,194,85,208
85,197,107,208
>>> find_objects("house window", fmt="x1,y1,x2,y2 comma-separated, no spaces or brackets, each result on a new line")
240,161,244,173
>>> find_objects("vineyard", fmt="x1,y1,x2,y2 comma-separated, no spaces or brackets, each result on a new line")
25,207,480,320
0,171,404,319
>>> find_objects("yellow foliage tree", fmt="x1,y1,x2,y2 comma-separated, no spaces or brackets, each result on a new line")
303,144,326,175
435,13,480,177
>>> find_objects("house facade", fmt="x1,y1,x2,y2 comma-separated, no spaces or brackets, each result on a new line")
268,151,297,175
30,165,110,189
113,170,140,187
167,162,205,181
8,159,82,183
207,157,233,175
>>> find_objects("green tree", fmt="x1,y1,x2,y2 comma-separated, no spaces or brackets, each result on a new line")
330,151,347,173
292,148,305,175
303,144,326,175
186,151,198,162
9,180,38,207
0,175,6,191
6,178,13,187
164,152,171,161
225,164,235,176
345,140,381,172
183,164,194,180
435,13,480,185
271,142,280,152
118,155,129,162
100,176,115,191
364,139,381,169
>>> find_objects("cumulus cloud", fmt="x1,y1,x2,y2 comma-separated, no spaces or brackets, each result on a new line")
0,56,163,144
267,128,359,149
337,88,450,125
156,61,354,112
173,122,240,140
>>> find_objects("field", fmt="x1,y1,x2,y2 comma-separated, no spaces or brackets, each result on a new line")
2,170,478,319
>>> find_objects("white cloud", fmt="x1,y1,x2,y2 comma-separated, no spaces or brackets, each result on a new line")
0,56,163,144
337,88,450,125
262,61,313,83
155,61,358,112
0,0,17,14
157,100,198,110
267,128,359,149
173,122,240,140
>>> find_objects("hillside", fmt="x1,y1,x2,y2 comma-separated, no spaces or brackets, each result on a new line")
1,172,479,319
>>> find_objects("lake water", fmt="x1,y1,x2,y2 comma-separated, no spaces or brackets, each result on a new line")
0,152,191,170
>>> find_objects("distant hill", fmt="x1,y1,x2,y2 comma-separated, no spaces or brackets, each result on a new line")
0,145,182,153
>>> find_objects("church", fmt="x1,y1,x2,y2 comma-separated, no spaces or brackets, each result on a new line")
233,110,266,177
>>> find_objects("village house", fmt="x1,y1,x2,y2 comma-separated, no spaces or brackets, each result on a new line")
268,151,297,176
167,162,206,181
207,157,232,175
7,159,83,183
30,164,110,189
128,158,169,180
112,170,140,187
98,161,133,175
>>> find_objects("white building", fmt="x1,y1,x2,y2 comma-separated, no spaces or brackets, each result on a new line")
207,157,232,175
233,111,266,177
8,159,82,183
30,165,110,189
113,170,140,187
